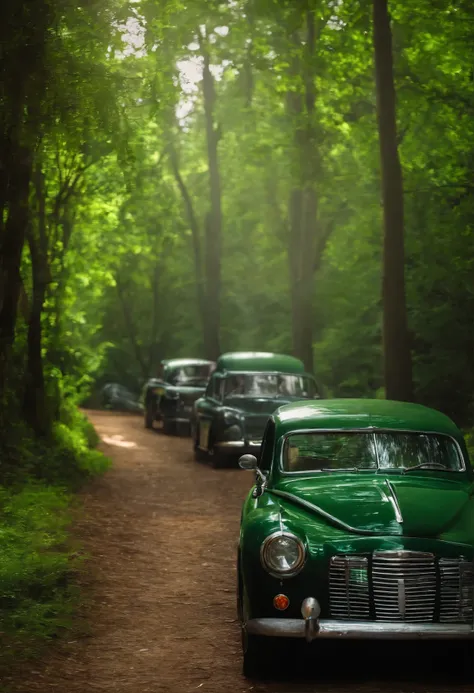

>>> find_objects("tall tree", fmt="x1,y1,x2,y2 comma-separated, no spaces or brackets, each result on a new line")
373,0,413,401
200,28,223,361
286,4,319,373
0,0,53,393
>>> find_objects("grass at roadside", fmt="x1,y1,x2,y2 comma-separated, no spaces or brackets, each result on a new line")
0,404,110,672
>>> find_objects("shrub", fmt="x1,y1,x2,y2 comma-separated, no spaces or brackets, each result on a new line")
0,404,109,669
0,483,78,664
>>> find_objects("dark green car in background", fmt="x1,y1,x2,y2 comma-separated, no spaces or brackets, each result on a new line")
143,358,215,435
237,399,474,677
191,352,320,467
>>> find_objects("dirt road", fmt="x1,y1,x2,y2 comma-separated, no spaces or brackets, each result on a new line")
10,412,473,693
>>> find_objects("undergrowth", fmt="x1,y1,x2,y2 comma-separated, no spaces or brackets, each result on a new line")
0,400,110,671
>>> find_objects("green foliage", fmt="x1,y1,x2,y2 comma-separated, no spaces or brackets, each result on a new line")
0,402,110,488
57,0,471,428
0,484,75,648
0,403,108,667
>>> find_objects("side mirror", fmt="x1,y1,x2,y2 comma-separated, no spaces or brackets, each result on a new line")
239,454,258,470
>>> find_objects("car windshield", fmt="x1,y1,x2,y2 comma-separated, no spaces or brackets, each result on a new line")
168,365,212,387
223,373,318,399
283,431,463,473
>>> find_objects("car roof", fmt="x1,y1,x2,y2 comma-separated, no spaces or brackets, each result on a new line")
215,351,306,374
273,399,463,441
162,358,215,368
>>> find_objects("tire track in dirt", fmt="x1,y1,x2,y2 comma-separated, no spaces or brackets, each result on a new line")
7,412,472,693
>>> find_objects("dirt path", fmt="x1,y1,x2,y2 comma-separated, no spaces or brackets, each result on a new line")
8,412,473,693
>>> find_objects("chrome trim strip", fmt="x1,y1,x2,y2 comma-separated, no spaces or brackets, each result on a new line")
245,618,474,640
385,478,403,523
269,489,384,536
215,441,261,449
216,440,245,448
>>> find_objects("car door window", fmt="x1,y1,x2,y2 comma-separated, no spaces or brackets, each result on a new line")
206,375,221,401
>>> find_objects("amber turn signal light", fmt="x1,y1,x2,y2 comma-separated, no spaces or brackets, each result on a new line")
273,594,290,611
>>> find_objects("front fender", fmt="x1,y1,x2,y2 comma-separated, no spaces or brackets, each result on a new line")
239,490,345,621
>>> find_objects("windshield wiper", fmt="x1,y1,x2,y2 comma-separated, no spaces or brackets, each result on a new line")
403,463,448,473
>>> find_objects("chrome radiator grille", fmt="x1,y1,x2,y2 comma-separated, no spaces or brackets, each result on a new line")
439,558,474,623
243,416,267,441
329,556,370,620
329,551,474,624
372,551,436,622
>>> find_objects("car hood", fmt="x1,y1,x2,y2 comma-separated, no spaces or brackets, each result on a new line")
275,474,473,537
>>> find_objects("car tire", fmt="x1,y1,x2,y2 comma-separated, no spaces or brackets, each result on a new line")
144,404,154,429
242,632,273,679
162,419,176,436
239,561,269,679
236,552,243,621
208,436,226,468
193,426,207,462
176,420,191,437
210,450,226,469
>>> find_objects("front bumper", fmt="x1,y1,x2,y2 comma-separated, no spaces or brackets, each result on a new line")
214,440,261,454
246,618,474,640
164,416,192,423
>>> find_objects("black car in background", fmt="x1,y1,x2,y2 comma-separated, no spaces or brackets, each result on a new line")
143,358,216,435
101,383,143,413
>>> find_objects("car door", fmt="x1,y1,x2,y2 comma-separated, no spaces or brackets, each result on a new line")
196,374,222,451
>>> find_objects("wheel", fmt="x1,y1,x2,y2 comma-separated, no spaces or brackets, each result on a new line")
176,420,191,437
243,628,287,679
162,419,176,436
236,552,243,621
208,436,226,468
238,559,269,678
144,403,154,429
239,563,288,679
193,425,208,461
243,631,293,679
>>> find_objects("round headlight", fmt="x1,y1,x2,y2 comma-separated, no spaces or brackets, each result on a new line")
223,410,239,424
224,424,243,441
260,532,305,578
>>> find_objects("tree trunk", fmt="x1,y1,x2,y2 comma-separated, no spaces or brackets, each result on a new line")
201,40,222,361
0,145,33,391
23,163,51,435
0,134,10,238
286,8,319,374
0,0,52,395
148,259,161,375
23,237,50,435
373,0,413,401
168,145,210,352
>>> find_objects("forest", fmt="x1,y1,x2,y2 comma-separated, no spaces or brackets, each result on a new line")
0,0,473,671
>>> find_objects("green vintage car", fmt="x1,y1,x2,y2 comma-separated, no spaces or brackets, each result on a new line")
237,399,474,677
192,352,320,467
143,358,215,434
